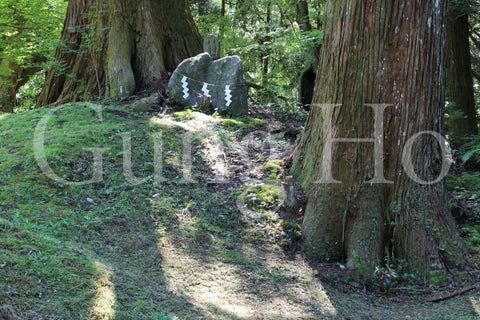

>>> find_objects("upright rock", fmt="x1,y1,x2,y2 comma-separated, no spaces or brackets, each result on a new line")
168,53,248,116
204,34,221,60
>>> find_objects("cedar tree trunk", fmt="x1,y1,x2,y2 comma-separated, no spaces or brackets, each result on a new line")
37,0,202,106
292,0,465,274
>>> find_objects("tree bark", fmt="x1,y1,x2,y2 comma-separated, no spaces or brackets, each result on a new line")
292,0,464,275
37,0,202,106
446,13,478,146
295,0,312,32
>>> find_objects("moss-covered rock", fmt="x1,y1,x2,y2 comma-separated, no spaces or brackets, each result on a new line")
168,53,248,116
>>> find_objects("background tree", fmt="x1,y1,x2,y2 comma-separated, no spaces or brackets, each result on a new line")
193,0,325,108
292,0,464,274
37,0,202,106
295,0,321,108
0,0,66,112
446,0,478,146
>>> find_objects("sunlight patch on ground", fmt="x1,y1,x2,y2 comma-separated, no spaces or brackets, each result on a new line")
192,286,254,319
160,244,258,319
89,261,116,319
471,296,480,315
159,238,338,319
239,244,338,318
149,111,219,133
202,135,232,182
0,113,7,120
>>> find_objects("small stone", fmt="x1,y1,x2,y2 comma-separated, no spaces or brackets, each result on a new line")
203,34,221,60
130,93,159,112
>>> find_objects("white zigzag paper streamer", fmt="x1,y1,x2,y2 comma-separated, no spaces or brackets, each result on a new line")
181,76,189,99
202,83,210,96
225,85,232,107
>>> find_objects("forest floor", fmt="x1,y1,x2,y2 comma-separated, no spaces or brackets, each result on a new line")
0,100,479,319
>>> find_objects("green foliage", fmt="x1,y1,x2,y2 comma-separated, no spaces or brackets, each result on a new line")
447,173,480,190
461,225,480,248
445,101,469,129
15,72,45,111
460,135,480,163
372,257,417,291
428,269,450,288
192,0,325,108
449,0,479,17
0,0,67,84
241,184,282,211
446,171,480,217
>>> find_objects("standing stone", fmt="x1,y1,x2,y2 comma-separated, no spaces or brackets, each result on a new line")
168,53,248,116
282,176,299,214
203,34,221,60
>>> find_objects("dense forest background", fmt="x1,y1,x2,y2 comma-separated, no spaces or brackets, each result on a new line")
1,0,325,112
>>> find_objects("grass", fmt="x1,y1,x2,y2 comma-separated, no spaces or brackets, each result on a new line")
0,103,479,319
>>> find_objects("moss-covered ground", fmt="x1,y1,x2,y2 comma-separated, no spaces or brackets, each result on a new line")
0,103,479,319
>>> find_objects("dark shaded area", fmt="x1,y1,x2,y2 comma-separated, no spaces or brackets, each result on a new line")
299,66,316,111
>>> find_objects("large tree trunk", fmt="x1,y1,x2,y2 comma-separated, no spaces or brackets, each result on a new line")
446,13,478,146
37,0,202,106
292,0,464,275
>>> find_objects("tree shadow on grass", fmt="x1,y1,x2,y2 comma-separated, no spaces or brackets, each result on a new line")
5,105,476,320
140,115,339,319
0,107,214,319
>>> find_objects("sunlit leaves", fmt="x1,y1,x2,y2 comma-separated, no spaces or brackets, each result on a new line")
0,0,67,80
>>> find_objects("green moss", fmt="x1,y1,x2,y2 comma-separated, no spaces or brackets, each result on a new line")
279,220,300,232
0,226,101,318
220,116,266,129
279,238,292,249
241,184,282,211
0,104,190,317
172,109,197,121
260,160,282,181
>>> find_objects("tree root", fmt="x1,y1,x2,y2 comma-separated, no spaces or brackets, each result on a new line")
424,283,479,303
